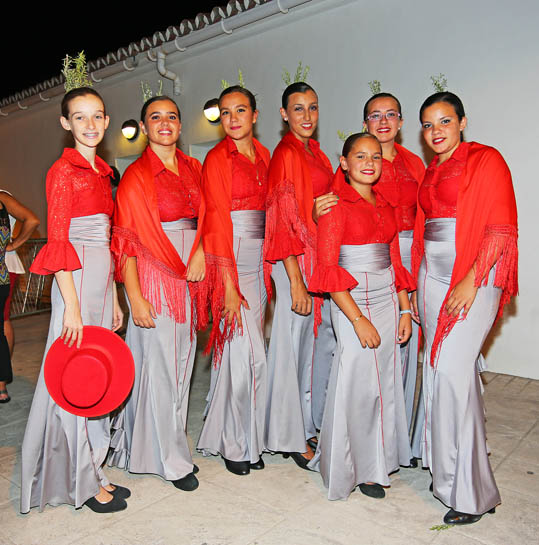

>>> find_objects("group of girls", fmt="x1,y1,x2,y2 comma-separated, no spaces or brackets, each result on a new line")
20,80,518,527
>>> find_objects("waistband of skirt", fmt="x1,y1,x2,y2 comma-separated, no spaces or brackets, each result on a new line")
338,243,391,271
68,214,110,247
399,229,414,239
424,217,456,242
231,210,265,239
161,217,198,232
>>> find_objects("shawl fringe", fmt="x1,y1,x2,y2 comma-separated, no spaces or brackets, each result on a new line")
112,225,187,324
203,253,244,364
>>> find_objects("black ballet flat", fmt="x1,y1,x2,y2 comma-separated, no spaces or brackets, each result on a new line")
84,495,127,513
223,457,250,476
282,452,312,471
193,464,199,474
172,472,199,491
250,457,265,470
443,507,496,525
358,483,386,499
109,484,131,499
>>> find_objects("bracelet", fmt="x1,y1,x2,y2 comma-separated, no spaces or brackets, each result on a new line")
399,309,412,316
351,315,363,323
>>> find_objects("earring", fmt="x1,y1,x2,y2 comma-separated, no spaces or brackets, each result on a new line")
284,118,288,122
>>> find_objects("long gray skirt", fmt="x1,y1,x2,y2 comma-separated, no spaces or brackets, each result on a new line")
108,220,197,481
21,214,114,512
309,244,412,500
197,211,267,463
265,261,316,452
398,230,420,434
418,218,501,515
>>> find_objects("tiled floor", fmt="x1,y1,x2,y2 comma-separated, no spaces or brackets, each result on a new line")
1,313,537,545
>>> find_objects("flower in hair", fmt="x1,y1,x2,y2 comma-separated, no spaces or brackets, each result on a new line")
282,62,310,86
62,51,92,92
430,74,448,92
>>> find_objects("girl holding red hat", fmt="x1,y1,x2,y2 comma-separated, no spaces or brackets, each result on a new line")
21,87,128,514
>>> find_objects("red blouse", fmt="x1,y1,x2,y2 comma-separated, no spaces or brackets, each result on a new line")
304,144,333,198
148,147,201,221
227,136,268,210
30,148,113,275
309,175,414,295
418,142,469,219
377,153,419,231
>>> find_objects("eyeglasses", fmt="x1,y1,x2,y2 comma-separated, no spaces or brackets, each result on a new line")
366,112,401,122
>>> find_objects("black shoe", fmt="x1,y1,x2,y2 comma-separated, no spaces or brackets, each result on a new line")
358,483,385,499
84,495,127,513
0,390,10,404
307,437,318,451
429,481,433,492
193,464,199,474
250,457,265,470
409,457,419,468
172,472,199,491
223,457,250,475
282,452,312,471
109,484,131,499
443,507,495,525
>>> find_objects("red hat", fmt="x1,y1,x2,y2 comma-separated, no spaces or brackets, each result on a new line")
44,326,135,417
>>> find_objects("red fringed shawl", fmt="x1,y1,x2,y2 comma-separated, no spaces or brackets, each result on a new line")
202,137,271,361
412,142,518,366
265,132,334,334
112,146,206,329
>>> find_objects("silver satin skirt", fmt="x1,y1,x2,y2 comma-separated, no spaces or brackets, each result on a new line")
197,210,267,463
21,214,114,512
398,230,420,435
309,243,411,500
417,218,501,514
108,218,197,481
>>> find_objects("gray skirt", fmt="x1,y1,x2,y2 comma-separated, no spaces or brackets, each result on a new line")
398,230,420,434
417,218,501,515
21,214,114,512
197,211,267,463
309,244,411,500
108,219,197,481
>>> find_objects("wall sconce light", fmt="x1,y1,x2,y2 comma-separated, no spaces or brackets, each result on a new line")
203,99,220,123
122,119,139,141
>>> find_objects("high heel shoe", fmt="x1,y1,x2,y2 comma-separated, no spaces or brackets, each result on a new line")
306,437,318,451
250,456,265,470
443,507,496,525
282,452,312,471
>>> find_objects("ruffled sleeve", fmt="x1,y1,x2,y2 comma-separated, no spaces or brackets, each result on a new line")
308,203,357,293
390,234,416,293
30,160,81,275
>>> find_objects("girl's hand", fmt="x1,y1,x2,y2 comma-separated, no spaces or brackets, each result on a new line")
61,304,84,348
186,244,205,282
290,278,312,316
312,192,339,224
353,316,381,349
131,296,157,328
445,270,478,318
223,282,249,328
411,291,420,324
397,313,412,344
112,291,124,332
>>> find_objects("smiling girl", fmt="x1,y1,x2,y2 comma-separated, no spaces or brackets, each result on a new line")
108,95,205,491
308,133,413,500
21,87,127,513
197,86,270,476
411,92,518,525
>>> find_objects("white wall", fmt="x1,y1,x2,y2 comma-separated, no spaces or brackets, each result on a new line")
1,0,537,377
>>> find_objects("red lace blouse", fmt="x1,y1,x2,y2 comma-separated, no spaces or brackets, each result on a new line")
304,145,333,198
418,142,469,219
30,148,113,275
377,154,419,231
227,136,268,210
149,147,201,221
309,175,414,295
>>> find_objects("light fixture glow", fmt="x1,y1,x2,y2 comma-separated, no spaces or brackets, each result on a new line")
122,119,139,141
203,98,220,123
